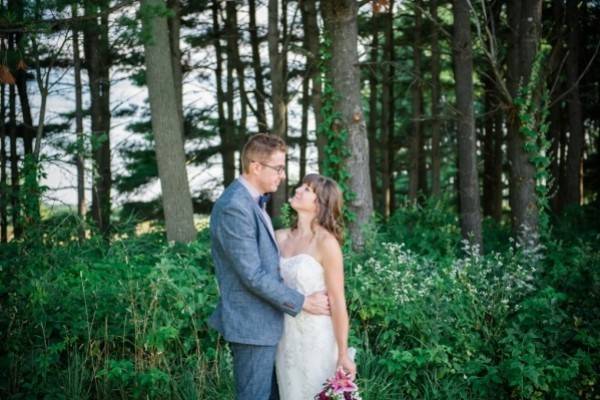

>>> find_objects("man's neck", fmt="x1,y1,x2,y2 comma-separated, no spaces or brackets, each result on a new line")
241,174,264,195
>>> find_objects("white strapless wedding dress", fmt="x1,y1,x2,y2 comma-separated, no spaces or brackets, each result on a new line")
276,254,338,400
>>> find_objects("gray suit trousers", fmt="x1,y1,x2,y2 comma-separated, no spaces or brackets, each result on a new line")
230,343,279,400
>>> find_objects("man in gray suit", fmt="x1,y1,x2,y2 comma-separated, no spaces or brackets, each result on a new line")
209,133,330,400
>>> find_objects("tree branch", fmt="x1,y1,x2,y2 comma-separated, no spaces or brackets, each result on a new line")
0,0,136,33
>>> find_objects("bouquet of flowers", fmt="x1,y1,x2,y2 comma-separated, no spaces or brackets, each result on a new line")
314,368,361,400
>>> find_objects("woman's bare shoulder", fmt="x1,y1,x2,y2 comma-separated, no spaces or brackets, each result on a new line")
315,227,342,259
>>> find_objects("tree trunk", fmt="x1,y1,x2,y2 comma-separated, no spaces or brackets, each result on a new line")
15,60,33,155
9,86,20,239
549,92,564,213
302,0,324,171
249,0,268,132
381,2,394,218
225,0,248,140
482,75,503,221
0,83,7,243
84,1,112,237
367,14,379,211
492,112,504,220
225,5,236,179
563,0,585,207
506,0,541,242
212,0,235,187
8,35,21,239
453,0,483,249
408,0,423,202
300,0,318,180
14,0,33,156
482,1,503,222
142,0,197,243
430,0,442,198
549,0,565,214
416,0,427,198
268,0,287,220
72,4,86,240
300,69,309,180
167,0,183,137
321,0,374,249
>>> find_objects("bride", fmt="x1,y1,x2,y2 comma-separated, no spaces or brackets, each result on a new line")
275,173,356,400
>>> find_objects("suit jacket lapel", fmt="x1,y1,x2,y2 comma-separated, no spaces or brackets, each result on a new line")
235,180,280,253
253,205,280,254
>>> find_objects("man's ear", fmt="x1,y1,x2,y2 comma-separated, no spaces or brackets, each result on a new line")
248,161,260,176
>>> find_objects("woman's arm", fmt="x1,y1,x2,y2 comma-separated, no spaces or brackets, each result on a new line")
320,234,356,379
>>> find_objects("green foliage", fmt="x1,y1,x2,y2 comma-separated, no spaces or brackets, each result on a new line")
20,155,48,242
138,1,176,45
1,202,599,399
0,224,220,399
346,207,599,399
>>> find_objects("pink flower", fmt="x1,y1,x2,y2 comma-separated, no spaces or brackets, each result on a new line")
329,369,358,394
315,369,361,400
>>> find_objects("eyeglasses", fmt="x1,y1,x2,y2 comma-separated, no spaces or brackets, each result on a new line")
257,161,286,175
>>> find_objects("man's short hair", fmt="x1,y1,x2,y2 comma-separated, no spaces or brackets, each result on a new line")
241,133,287,173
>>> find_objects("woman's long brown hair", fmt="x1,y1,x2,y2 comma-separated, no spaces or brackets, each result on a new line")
292,173,345,244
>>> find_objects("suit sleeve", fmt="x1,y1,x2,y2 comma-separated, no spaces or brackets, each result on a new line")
215,205,304,316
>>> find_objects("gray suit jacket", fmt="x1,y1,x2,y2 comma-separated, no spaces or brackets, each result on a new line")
208,179,305,346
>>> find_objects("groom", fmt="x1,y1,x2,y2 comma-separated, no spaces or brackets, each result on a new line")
208,133,330,400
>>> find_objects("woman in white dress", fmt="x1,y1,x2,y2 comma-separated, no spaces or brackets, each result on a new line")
275,174,356,400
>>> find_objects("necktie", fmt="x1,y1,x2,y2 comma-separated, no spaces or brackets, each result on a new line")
258,194,271,209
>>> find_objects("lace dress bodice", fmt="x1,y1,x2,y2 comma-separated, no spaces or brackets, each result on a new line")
276,254,338,400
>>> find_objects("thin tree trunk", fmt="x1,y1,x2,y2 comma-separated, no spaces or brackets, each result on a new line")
8,33,20,239
281,0,289,203
14,2,33,155
482,1,503,222
84,1,112,237
225,0,248,140
268,0,287,220
0,83,7,243
300,71,309,180
72,3,86,240
416,0,427,198
249,0,268,132
482,76,504,222
302,0,324,171
142,0,196,243
549,90,563,213
299,0,318,181
367,14,379,211
381,2,394,218
387,5,396,215
549,0,565,213
408,0,423,202
430,0,442,198
321,0,374,249
506,0,541,242
9,77,20,239
558,108,568,208
492,112,503,219
225,5,236,179
453,0,483,249
212,0,234,187
564,0,585,207
15,60,33,155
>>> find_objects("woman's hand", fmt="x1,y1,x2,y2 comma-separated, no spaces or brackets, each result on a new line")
336,354,357,380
